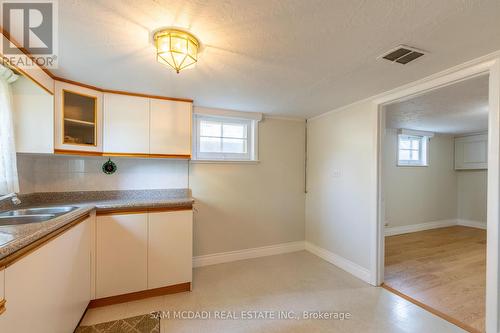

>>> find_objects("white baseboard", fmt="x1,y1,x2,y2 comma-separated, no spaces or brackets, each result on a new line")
457,219,487,229
385,219,487,236
384,219,457,236
192,241,305,268
304,241,371,284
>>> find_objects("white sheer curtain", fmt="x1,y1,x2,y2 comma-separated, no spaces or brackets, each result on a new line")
0,64,19,195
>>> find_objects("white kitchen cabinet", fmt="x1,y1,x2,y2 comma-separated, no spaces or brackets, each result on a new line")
148,210,193,289
0,218,91,333
54,80,103,153
96,213,148,298
455,134,488,170
150,99,192,156
103,93,150,154
12,76,54,154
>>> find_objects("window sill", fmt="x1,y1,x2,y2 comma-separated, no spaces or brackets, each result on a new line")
190,159,260,165
397,164,429,168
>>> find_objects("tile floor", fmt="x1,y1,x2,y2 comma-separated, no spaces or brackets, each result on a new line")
81,251,465,332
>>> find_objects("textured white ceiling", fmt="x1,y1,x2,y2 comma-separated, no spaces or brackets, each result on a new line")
385,75,489,135
49,0,500,118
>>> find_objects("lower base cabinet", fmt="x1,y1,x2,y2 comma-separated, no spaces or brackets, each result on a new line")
95,209,193,299
0,217,91,333
96,213,148,298
148,210,193,289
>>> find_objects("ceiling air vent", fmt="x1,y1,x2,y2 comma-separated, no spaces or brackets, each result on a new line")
380,45,426,65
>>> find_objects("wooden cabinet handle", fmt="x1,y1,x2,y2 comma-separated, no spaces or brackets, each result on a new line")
0,299,6,315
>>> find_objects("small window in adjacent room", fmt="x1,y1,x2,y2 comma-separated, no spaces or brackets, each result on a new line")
193,115,258,161
397,134,429,166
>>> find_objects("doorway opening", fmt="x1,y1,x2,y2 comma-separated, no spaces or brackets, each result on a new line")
380,74,489,333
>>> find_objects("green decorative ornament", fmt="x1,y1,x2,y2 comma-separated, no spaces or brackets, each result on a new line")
102,158,117,174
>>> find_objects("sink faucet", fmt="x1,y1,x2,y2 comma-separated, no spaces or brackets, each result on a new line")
0,193,22,205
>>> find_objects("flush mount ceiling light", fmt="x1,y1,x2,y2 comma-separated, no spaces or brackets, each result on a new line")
153,28,200,73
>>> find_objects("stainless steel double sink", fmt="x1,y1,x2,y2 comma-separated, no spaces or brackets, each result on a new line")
0,206,78,226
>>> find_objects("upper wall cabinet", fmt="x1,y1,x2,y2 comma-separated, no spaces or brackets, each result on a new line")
54,81,103,153
455,134,488,170
102,94,192,157
103,93,150,154
12,76,54,154
150,99,192,157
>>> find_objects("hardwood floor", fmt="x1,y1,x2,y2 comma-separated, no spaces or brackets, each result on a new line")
384,226,486,333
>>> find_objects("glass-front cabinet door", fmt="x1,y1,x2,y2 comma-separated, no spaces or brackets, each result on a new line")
54,81,103,153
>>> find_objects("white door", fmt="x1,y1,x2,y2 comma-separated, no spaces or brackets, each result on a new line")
96,213,148,298
150,99,192,156
103,93,150,154
148,210,193,289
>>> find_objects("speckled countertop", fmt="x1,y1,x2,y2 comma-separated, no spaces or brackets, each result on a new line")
0,189,193,265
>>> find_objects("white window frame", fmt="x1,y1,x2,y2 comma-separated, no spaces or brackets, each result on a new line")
397,134,429,167
193,114,258,161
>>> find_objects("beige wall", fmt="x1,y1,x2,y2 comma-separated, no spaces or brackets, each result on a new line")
305,101,377,271
382,130,458,227
304,100,488,274
382,129,487,227
17,117,306,257
457,170,487,223
190,118,306,256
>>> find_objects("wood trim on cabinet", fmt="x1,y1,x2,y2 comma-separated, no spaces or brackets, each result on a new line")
103,152,191,159
0,29,54,79
96,206,192,216
1,58,53,95
102,88,193,103
0,299,5,315
88,282,191,308
53,76,193,103
1,29,193,102
0,214,90,268
54,150,192,159
54,149,103,157
0,29,54,95
61,89,99,148
381,284,480,333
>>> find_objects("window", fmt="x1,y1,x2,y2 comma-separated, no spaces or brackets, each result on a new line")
0,64,20,194
193,115,258,161
397,134,429,166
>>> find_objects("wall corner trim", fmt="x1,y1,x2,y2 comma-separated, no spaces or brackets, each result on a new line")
304,241,372,285
192,241,305,268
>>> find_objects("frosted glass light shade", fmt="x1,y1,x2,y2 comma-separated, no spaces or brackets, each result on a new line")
154,29,199,73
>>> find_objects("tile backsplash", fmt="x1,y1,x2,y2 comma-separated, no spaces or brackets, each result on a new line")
17,154,189,194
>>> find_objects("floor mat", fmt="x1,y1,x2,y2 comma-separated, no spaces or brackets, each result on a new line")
75,313,160,333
